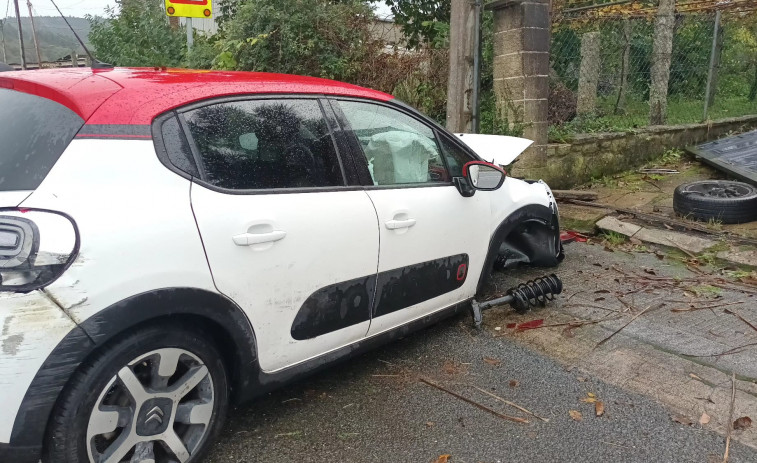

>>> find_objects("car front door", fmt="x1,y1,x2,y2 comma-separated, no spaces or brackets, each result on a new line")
332,99,493,336
180,97,379,372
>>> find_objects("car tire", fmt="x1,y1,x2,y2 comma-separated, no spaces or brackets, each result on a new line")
44,324,229,463
673,180,757,224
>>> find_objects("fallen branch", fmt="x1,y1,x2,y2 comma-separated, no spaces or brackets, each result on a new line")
565,199,757,247
723,372,736,463
671,301,745,313
553,190,599,201
593,302,665,350
471,386,550,422
419,377,529,424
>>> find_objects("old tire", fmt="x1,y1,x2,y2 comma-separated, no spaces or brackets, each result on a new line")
673,180,757,224
44,324,229,463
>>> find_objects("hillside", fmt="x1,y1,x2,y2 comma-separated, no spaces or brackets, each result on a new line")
0,16,91,65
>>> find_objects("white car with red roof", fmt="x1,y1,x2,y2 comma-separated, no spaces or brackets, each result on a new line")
0,67,562,463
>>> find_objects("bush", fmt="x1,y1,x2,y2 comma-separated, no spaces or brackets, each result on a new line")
88,0,186,67
216,0,378,82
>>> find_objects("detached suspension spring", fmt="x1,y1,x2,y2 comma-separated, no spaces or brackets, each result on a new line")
470,274,563,328
507,274,563,313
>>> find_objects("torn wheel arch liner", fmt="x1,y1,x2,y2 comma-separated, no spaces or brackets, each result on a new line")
476,204,563,295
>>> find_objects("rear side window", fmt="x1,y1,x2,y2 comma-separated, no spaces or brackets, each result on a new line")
183,99,344,190
0,88,84,191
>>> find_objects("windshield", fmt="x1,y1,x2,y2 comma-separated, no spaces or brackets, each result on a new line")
0,88,84,191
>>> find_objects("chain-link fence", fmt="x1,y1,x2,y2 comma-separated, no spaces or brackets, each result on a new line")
549,6,757,141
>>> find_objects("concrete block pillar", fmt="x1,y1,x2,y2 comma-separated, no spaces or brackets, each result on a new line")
577,31,600,115
487,0,550,175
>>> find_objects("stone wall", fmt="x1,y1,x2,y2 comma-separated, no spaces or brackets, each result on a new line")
533,115,757,189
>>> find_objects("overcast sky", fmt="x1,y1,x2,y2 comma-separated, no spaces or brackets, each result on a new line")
7,0,393,18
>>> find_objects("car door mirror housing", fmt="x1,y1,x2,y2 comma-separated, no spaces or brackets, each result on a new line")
463,161,506,191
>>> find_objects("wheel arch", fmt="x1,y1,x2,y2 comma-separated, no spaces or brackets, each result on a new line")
476,204,561,294
10,287,259,455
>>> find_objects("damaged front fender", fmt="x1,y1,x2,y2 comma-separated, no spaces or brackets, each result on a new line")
477,204,563,294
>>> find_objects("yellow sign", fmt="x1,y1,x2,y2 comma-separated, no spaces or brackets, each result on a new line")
165,0,212,19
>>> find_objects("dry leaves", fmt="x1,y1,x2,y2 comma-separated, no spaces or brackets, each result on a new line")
734,416,752,431
509,380,520,388
595,401,605,417
483,356,501,366
699,413,711,425
569,410,583,421
581,392,599,404
434,455,451,463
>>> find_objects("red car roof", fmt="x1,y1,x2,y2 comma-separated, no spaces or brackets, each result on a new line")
0,67,394,125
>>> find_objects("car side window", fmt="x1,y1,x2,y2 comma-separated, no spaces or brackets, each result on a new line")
438,135,474,178
337,100,450,186
160,115,200,177
183,99,344,190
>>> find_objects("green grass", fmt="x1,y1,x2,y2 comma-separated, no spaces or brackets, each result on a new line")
549,95,757,142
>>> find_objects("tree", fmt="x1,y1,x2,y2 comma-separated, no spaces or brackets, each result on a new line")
384,0,451,48
88,0,186,67
216,0,378,81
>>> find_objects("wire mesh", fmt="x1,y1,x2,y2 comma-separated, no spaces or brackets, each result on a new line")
549,6,757,141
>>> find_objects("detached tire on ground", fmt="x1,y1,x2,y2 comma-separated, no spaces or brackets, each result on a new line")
673,180,757,224
44,324,229,463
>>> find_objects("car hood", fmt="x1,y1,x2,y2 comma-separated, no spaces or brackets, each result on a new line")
454,133,533,166
0,191,32,207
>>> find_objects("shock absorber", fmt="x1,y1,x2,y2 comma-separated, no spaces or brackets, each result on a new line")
470,274,563,328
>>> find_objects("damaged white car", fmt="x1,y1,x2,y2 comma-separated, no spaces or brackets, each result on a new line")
0,68,562,463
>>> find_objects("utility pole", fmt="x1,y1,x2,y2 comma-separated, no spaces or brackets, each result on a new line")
13,0,26,69
446,0,477,133
27,0,42,68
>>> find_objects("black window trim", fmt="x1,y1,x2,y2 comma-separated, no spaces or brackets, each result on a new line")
153,93,359,196
327,96,481,190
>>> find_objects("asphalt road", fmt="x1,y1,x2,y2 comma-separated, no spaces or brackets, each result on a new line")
205,302,755,462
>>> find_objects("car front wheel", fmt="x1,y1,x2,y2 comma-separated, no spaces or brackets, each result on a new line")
45,324,229,463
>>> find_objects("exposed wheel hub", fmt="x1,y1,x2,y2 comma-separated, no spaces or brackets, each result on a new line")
86,348,214,463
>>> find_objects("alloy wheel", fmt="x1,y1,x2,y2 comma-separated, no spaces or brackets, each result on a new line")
86,348,215,463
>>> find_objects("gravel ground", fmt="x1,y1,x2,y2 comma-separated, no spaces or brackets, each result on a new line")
205,272,756,463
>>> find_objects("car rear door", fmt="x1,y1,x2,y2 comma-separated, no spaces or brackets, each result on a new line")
176,96,379,372
330,99,492,336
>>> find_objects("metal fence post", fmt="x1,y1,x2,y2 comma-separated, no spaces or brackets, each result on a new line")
703,10,721,121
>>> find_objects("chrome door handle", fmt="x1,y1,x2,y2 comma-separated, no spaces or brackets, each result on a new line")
385,218,416,230
232,230,287,246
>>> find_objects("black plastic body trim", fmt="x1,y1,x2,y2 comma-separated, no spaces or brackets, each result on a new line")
291,275,376,340
257,299,470,394
373,253,468,317
476,204,559,294
0,441,40,463
7,288,257,456
290,254,469,340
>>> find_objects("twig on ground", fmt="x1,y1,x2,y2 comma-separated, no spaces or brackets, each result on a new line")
723,372,736,463
684,342,757,358
671,301,745,313
471,386,550,422
419,377,529,424
724,309,757,333
593,302,665,350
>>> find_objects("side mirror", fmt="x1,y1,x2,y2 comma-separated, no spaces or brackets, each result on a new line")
463,161,506,191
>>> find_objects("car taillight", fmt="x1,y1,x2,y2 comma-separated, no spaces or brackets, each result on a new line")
0,208,79,292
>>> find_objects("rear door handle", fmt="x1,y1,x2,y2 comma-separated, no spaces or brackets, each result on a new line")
385,218,416,230
232,230,287,246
